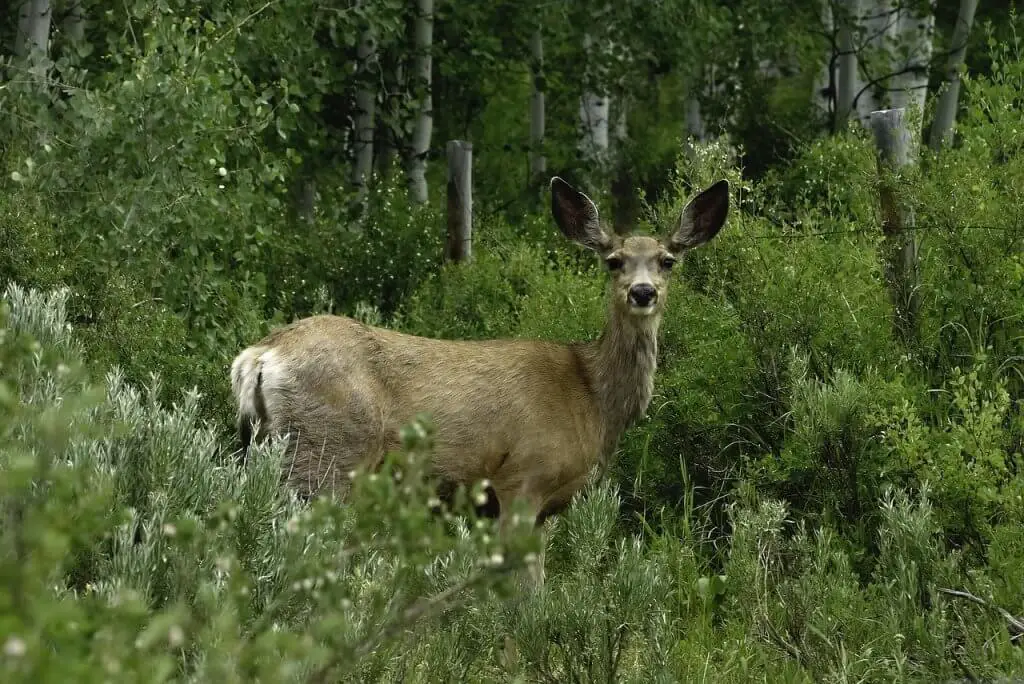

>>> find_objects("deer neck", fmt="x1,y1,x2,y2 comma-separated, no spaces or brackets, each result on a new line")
579,304,661,458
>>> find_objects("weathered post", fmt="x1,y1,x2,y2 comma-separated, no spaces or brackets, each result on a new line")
446,140,472,263
870,108,919,344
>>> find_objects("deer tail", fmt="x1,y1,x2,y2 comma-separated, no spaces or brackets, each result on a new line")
230,347,270,457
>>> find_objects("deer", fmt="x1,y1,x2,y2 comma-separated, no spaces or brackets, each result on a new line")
230,175,730,583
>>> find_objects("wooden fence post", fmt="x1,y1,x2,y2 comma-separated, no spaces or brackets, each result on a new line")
869,108,919,344
446,140,472,263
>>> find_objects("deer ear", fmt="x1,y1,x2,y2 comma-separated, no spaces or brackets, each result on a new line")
550,177,613,253
667,179,730,253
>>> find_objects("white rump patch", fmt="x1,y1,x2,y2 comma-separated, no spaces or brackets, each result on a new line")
230,346,275,420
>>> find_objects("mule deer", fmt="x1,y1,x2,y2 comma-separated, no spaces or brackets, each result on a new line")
231,176,729,577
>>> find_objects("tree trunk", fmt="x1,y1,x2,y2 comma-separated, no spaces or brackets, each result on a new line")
578,91,610,163
870,108,919,345
888,0,936,130
15,0,52,60
406,0,433,205
578,33,610,167
813,0,836,118
928,0,978,151
352,26,377,199
853,0,899,124
529,27,546,185
445,141,472,263
685,94,705,142
611,97,633,235
834,0,861,132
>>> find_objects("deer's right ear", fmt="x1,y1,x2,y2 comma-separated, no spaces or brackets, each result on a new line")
550,177,613,253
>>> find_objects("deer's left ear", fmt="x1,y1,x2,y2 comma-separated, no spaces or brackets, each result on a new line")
667,179,730,253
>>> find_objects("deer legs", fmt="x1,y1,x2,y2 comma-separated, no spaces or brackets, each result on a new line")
494,486,548,590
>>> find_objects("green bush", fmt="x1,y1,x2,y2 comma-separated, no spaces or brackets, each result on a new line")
0,7,447,427
874,354,1024,552
398,242,543,341
721,487,1023,681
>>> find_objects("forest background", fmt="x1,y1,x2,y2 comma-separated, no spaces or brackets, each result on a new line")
3,0,1024,680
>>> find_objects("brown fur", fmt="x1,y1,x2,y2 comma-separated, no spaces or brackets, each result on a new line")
230,177,730,573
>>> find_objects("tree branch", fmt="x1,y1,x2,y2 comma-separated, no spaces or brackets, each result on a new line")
851,40,963,114
939,587,1024,642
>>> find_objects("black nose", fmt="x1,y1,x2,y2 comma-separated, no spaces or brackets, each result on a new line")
628,283,657,307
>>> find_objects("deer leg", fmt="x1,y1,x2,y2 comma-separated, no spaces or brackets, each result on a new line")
493,487,546,675
494,487,547,591
527,522,547,587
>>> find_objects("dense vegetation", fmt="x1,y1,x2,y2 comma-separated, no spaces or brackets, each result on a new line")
3,0,1024,681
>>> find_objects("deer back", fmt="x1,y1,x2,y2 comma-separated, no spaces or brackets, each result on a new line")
235,314,607,502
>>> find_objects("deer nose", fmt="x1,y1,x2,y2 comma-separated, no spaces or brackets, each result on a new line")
628,283,657,307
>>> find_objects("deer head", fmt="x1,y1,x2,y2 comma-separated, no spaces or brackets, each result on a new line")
550,176,730,318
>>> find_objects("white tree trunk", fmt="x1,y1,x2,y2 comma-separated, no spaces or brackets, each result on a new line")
887,0,935,129
529,28,546,183
834,0,936,132
352,26,377,198
16,0,52,59
406,0,433,205
578,33,610,166
579,92,610,163
853,0,900,125
929,0,978,150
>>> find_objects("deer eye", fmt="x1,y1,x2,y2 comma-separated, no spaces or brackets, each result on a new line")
660,256,676,270
605,256,624,271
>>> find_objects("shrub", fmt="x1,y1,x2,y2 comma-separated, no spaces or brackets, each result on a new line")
721,487,1021,681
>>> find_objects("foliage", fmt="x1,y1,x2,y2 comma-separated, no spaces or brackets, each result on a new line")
3,1,1024,680
1,3,447,423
